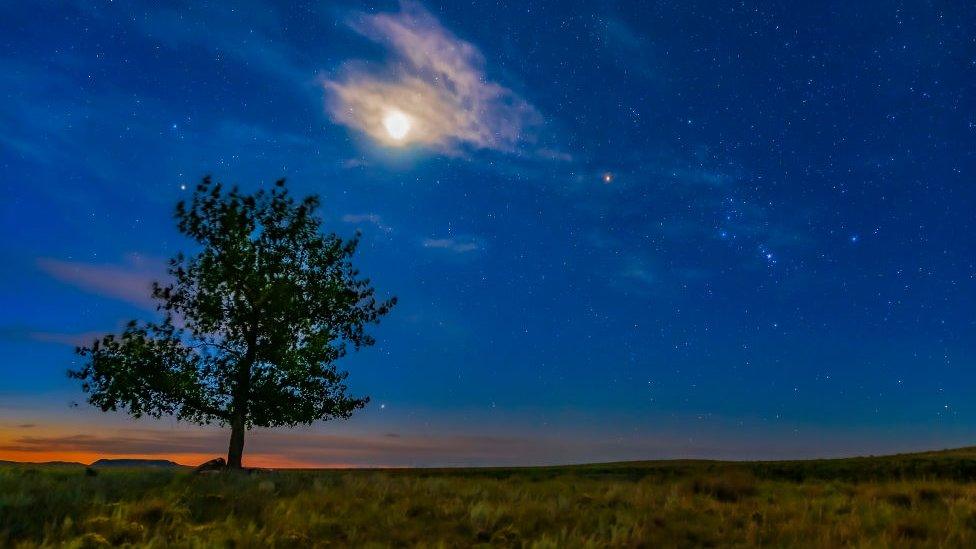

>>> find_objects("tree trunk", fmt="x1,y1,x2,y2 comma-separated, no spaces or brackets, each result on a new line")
227,324,257,469
226,366,250,468
227,413,246,468
226,356,252,469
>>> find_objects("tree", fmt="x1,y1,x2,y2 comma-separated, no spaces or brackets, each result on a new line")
70,177,396,468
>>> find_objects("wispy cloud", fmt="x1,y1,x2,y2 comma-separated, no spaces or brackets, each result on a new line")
622,264,658,286
76,1,309,84
593,16,657,80
0,324,119,348
37,253,164,309
0,428,580,467
422,237,483,254
324,1,542,155
0,59,91,166
342,213,393,233
0,423,908,467
29,331,108,347
612,256,673,298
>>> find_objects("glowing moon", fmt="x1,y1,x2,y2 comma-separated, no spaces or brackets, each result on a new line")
382,110,411,141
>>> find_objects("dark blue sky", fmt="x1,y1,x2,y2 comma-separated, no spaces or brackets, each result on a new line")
1,1,974,466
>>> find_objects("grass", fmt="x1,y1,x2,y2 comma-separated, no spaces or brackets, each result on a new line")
5,448,976,547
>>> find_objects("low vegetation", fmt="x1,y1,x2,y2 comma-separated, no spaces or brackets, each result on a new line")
5,448,976,547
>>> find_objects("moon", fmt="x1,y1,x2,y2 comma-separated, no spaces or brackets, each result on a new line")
382,110,411,141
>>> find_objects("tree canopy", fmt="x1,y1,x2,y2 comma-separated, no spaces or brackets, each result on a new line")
70,177,396,467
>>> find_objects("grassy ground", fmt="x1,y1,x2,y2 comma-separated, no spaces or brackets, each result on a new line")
5,448,976,547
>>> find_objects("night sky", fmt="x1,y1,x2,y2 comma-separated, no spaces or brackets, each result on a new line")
1,1,974,467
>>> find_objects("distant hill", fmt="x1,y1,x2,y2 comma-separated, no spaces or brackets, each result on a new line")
0,459,84,467
89,459,186,468
0,458,187,468
1,458,187,468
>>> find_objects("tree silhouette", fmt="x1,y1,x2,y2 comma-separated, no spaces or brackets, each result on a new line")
70,177,395,468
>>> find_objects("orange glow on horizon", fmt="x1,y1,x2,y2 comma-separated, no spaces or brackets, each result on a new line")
0,422,500,470
0,447,372,469
0,426,379,469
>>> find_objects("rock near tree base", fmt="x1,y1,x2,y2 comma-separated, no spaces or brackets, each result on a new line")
193,457,226,474
192,457,275,475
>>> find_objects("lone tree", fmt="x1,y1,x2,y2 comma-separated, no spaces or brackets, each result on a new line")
70,178,395,468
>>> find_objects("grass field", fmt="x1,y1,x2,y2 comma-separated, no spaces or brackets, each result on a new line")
6,448,976,547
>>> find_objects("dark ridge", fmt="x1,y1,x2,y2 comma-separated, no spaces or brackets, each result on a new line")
89,459,185,468
0,460,85,467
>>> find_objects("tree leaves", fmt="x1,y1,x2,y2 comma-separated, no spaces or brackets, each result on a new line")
71,177,396,431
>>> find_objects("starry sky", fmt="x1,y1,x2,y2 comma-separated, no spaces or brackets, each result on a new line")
1,1,974,467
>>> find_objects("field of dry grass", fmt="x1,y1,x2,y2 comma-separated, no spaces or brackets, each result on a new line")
5,449,976,547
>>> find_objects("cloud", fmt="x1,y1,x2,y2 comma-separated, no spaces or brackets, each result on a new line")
613,257,670,298
0,428,581,467
74,1,308,85
342,213,393,233
37,253,164,309
342,157,369,169
1,423,904,467
422,237,483,254
29,331,109,347
594,16,657,80
323,1,542,154
0,59,93,166
0,432,216,456
622,264,657,286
